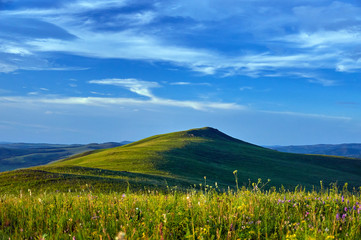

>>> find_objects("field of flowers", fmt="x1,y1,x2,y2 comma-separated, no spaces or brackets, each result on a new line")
1,180,361,239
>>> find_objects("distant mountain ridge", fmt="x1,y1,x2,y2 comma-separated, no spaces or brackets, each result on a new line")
1,127,361,193
0,141,130,172
269,143,361,159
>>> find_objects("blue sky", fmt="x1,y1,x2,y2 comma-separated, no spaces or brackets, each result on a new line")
1,0,361,145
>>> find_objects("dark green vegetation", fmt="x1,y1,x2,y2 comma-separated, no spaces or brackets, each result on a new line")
270,144,361,159
1,127,361,193
0,142,128,172
0,185,360,239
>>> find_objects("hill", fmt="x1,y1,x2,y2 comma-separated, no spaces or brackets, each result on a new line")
1,127,361,193
0,142,129,172
269,144,361,159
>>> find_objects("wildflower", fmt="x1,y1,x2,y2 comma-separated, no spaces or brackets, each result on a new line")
344,207,347,212
325,227,329,232
122,194,126,198
342,196,344,202
115,231,126,240
336,213,340,220
285,233,297,239
163,213,167,223
342,214,347,220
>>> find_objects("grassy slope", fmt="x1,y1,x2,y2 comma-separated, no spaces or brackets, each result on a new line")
1,127,361,193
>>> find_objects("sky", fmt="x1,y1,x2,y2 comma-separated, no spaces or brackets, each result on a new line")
0,0,361,145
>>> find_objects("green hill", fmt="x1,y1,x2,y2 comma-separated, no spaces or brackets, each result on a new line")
1,127,361,193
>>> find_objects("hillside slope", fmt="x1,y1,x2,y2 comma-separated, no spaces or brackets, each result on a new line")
1,127,361,193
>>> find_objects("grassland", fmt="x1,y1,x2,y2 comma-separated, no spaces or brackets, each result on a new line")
1,179,361,239
2,127,361,239
1,127,360,194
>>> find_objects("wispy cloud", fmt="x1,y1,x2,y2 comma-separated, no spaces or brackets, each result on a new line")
89,78,160,98
239,86,253,91
169,82,211,86
0,43,32,56
290,72,336,86
2,0,129,16
88,78,241,110
282,30,361,48
0,78,244,111
0,95,243,111
1,0,361,80
261,110,351,121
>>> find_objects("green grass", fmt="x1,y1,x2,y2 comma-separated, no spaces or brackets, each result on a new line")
2,128,361,238
1,180,361,239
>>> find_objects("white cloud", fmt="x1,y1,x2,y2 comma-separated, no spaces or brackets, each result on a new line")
3,0,129,17
281,30,361,48
87,78,242,110
27,32,343,78
307,78,336,87
89,78,160,98
2,0,361,78
290,72,336,86
170,82,191,85
0,62,17,73
26,31,220,73
239,86,253,91
169,82,211,86
0,95,244,111
336,58,361,73
262,110,352,121
0,44,32,56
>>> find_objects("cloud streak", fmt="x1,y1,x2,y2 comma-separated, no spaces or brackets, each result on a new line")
89,78,160,98
0,78,244,111
0,95,243,111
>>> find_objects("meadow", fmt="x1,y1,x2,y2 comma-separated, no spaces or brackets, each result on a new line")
1,178,361,239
